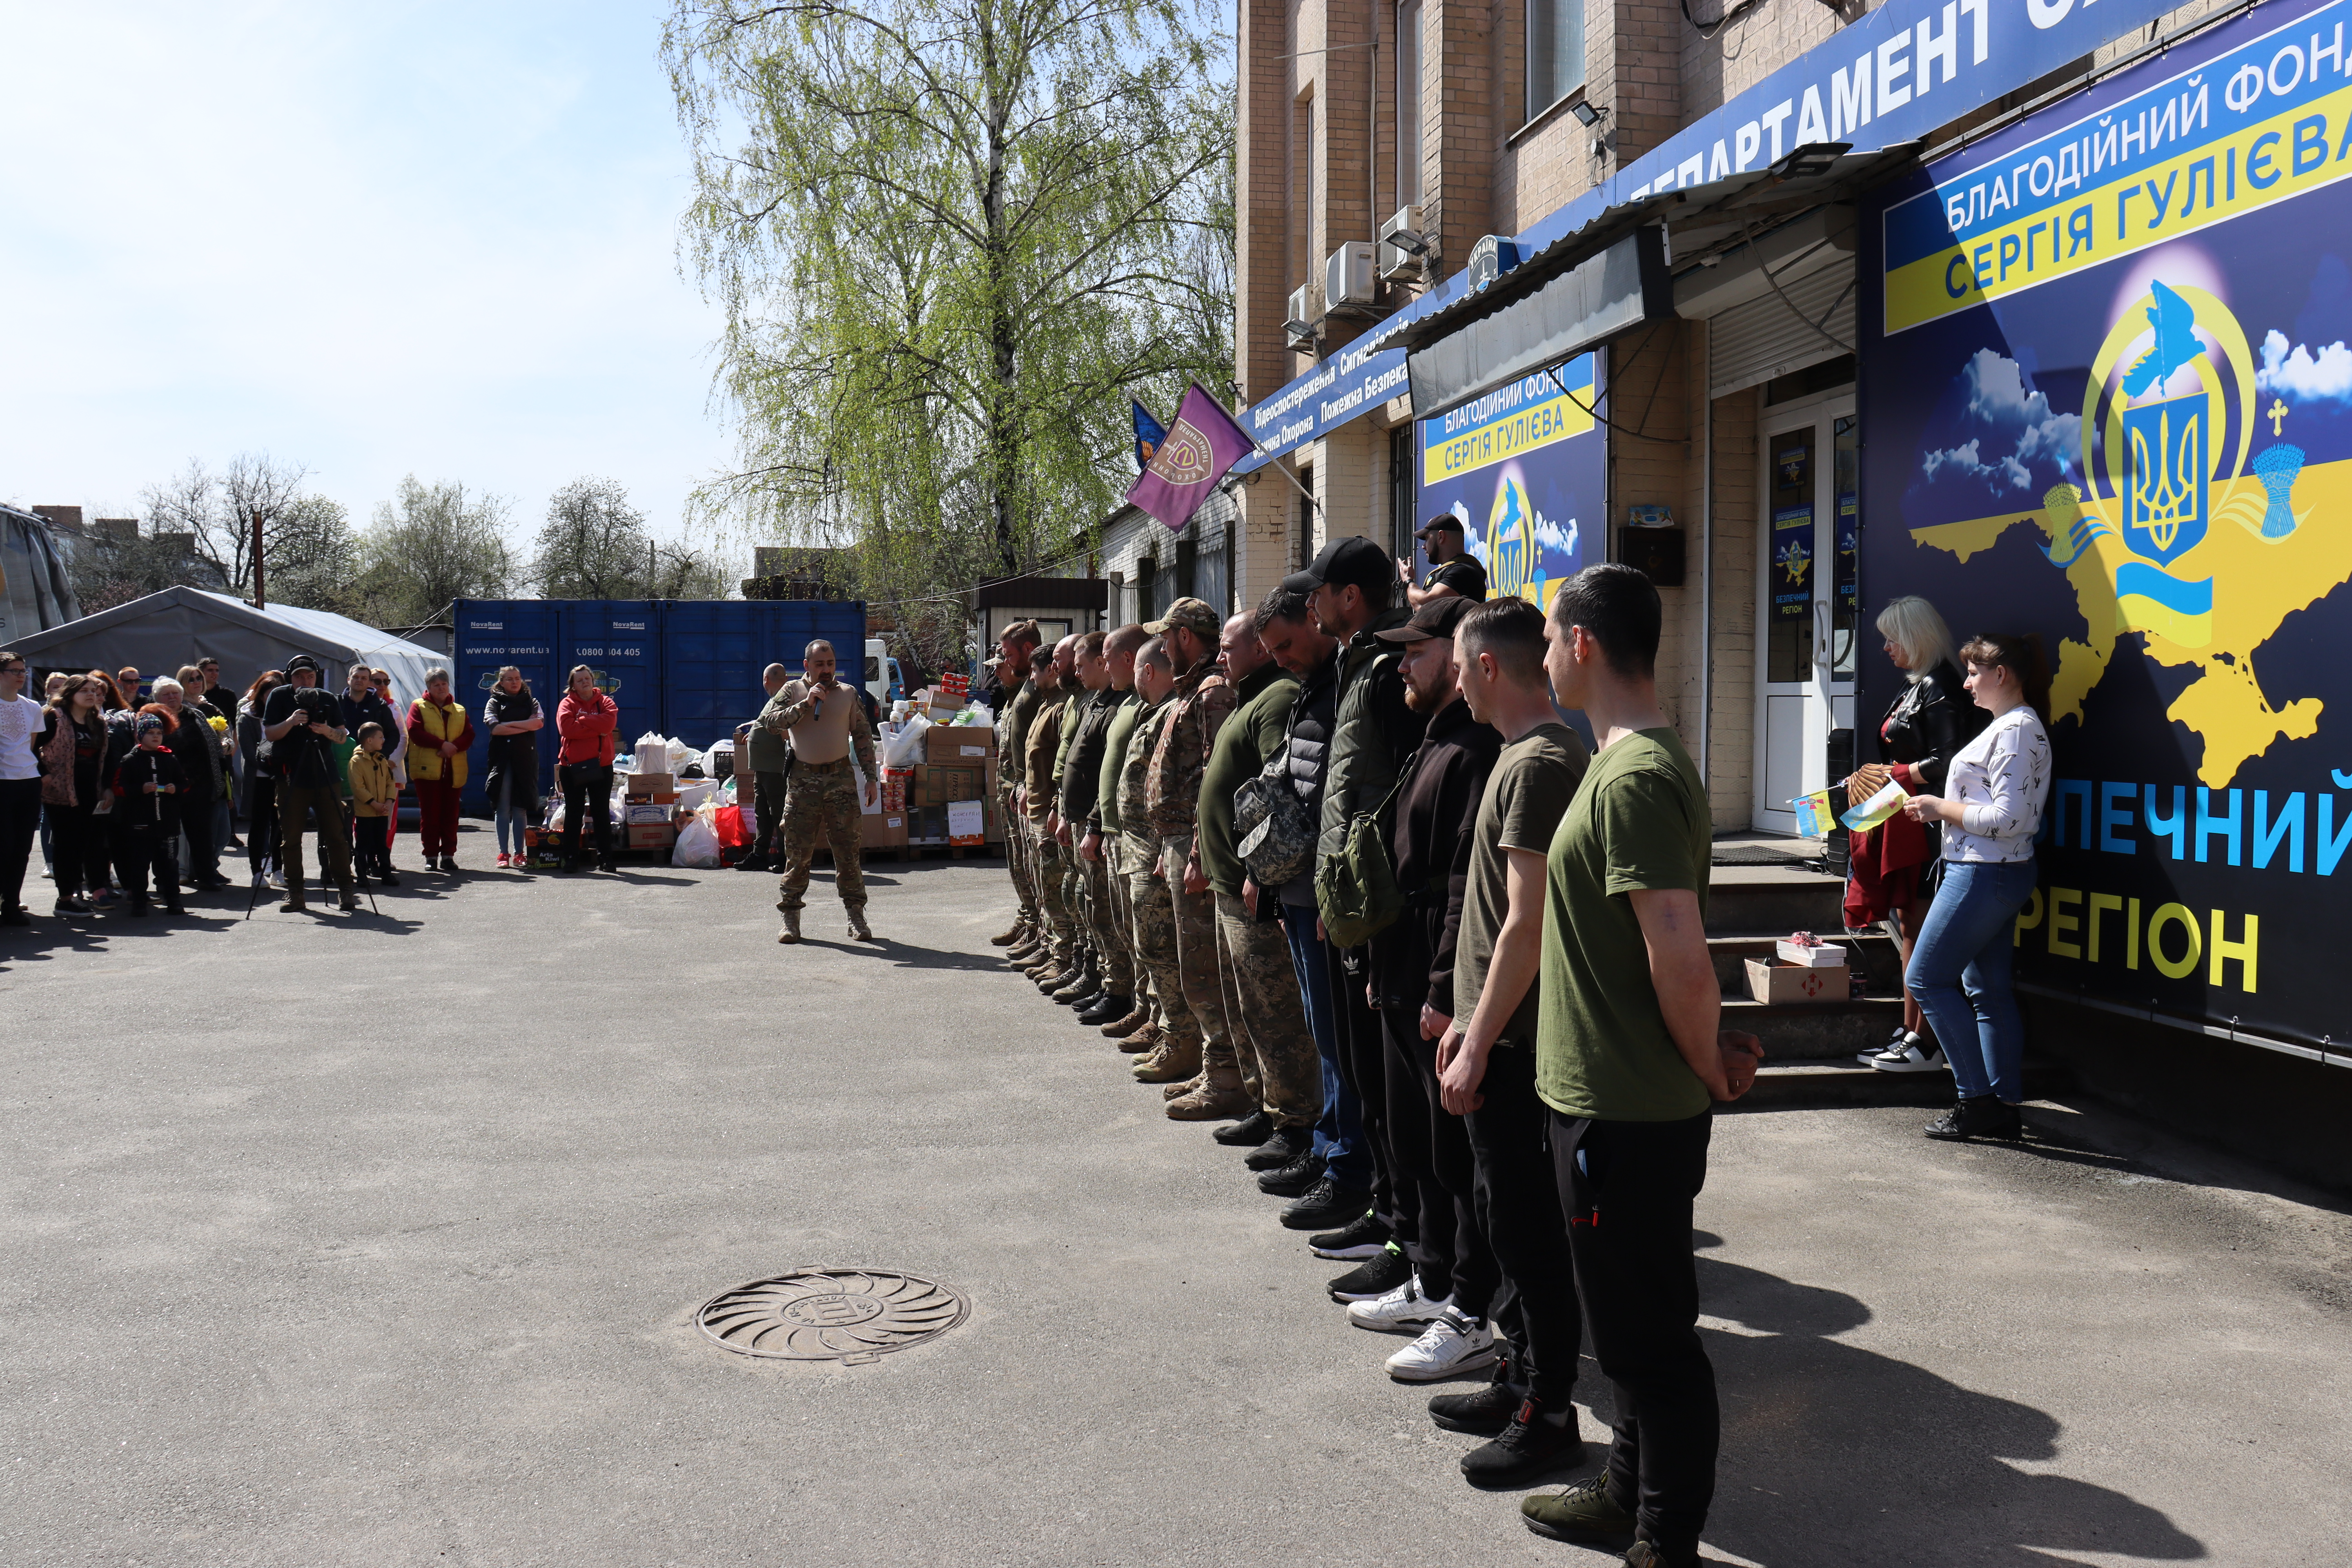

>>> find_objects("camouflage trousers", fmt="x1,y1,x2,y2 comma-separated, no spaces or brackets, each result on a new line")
1215,891,1324,1130
1125,832,1197,1048
1079,841,1133,995
777,757,865,912
1161,833,1232,1072
1002,788,1038,921
1032,823,1081,966
1110,838,1160,1025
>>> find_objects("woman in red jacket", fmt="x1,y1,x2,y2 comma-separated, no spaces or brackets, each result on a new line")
555,664,619,873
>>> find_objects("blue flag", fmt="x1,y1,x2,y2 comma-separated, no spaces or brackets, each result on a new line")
1132,401,1166,474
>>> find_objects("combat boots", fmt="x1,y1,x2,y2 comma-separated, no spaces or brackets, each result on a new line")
1116,1019,1163,1054
1165,1065,1252,1121
1051,960,1098,1004
990,916,1027,946
1162,1071,1201,1102
777,906,803,944
847,907,877,942
1131,1034,1202,1083
1100,1001,1151,1038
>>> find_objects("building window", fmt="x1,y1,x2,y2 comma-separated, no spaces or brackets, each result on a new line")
1398,0,1423,207
1390,428,1416,563
1295,465,1316,570
1527,0,1585,122
1294,95,1315,292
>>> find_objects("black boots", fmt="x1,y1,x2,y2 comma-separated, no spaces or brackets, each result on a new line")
1924,1096,2024,1142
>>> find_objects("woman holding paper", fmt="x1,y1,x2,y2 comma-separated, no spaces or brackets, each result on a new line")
1898,633,2053,1142
1848,597,1987,1073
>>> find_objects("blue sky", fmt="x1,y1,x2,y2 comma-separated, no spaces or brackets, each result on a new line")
0,1,735,558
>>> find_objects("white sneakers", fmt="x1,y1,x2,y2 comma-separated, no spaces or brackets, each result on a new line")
1384,1308,1498,1383
1345,1275,1448,1333
1867,1029,1949,1073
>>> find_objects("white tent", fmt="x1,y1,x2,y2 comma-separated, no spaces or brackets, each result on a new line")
11,587,444,710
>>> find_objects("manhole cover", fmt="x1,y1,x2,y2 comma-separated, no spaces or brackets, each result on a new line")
696,1267,969,1363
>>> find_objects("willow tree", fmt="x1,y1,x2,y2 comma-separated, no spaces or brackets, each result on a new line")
664,0,1233,614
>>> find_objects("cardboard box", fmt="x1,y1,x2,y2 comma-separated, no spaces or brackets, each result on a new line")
860,811,909,849
625,803,671,825
1775,938,1848,967
626,822,676,851
624,771,673,798
947,799,986,846
881,768,913,813
1744,958,1851,1004
915,762,988,806
911,804,948,843
925,726,997,763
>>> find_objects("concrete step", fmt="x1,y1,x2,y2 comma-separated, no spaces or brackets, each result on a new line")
1708,931,1898,993
1733,1058,2074,1109
1721,994,1906,1061
1706,864,1849,937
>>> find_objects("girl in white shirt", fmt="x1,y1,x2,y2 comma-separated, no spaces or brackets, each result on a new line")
0,650,45,924
1898,633,2054,1142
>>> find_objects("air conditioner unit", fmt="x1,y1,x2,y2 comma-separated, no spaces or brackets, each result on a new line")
1378,206,1427,280
1469,234,1523,290
1285,278,1323,347
1325,242,1376,308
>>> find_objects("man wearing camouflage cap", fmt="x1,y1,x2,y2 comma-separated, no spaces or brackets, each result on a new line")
1141,596,1246,1118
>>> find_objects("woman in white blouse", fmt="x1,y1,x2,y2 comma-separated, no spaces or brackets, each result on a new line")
1898,633,2054,1142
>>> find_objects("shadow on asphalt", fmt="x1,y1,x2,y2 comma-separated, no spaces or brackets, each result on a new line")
1684,1239,2204,1566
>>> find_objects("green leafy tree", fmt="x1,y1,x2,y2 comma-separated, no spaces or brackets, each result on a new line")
664,0,1235,626
530,477,740,600
352,476,516,629
136,454,357,612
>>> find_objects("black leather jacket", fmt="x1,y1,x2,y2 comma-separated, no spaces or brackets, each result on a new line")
1877,660,1989,795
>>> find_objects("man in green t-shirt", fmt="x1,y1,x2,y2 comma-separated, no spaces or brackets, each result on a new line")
1083,626,1152,1041
1428,595,1592,1485
1519,565,1761,1567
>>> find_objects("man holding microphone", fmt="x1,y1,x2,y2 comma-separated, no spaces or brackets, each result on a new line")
758,639,880,945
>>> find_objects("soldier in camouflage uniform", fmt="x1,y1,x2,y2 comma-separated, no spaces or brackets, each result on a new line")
1022,637,1081,987
1091,628,1160,1047
1121,637,1196,1079
1076,625,1147,1029
1044,638,1106,1002
1001,641,1052,964
1052,630,1127,1016
992,634,1045,950
760,639,880,943
1142,597,1245,1119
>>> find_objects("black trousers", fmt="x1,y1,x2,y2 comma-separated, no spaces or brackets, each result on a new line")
353,815,392,875
753,769,787,856
1380,1004,1497,1316
1464,1042,1583,1402
1553,1109,1718,1561
561,764,613,857
245,775,278,871
111,822,176,900
0,777,38,913
48,799,111,899
1324,941,1398,1231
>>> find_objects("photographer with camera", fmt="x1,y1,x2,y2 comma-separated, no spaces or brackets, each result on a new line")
261,656,358,913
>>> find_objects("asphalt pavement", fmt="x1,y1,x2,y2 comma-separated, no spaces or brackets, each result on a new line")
4,833,2348,1566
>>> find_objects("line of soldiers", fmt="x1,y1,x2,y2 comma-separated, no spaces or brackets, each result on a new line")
990,544,1757,1567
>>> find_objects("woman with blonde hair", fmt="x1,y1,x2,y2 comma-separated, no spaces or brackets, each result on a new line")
1899,632,2054,1141
1846,596,1988,1074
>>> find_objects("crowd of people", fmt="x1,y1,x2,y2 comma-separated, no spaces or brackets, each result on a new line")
976,532,2054,1563
0,649,646,923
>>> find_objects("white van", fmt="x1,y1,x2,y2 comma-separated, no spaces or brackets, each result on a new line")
864,639,905,705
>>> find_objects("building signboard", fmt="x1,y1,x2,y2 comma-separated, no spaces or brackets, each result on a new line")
1861,0,2352,1051
1416,355,1603,608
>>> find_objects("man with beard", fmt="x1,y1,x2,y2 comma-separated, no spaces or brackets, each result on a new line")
762,639,880,943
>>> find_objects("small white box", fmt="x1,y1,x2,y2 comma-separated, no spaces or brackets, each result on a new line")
1776,939,1847,967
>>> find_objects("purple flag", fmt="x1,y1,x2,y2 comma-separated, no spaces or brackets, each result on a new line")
1125,382,1256,533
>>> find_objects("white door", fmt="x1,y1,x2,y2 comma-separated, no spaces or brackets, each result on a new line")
1753,397,1857,836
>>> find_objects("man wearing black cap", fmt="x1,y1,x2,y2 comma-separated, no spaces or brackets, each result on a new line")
1343,595,1505,1388
1274,533,1428,1262
261,655,358,913
1402,514,1490,609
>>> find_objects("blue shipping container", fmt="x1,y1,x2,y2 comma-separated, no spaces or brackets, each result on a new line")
452,599,867,806
452,599,565,808
662,599,867,760
562,601,664,770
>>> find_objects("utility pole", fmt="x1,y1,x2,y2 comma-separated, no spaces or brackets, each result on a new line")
251,507,266,610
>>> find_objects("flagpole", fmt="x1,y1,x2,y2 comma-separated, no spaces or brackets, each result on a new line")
1249,450,1323,515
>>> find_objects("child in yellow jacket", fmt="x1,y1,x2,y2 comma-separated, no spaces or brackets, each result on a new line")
348,723,400,886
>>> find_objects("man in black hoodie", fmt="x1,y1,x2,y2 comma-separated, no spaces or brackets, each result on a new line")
1345,595,1503,1385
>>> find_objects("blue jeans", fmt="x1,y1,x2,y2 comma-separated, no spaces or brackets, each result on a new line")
494,773,529,855
1904,858,2039,1103
1281,900,1369,1189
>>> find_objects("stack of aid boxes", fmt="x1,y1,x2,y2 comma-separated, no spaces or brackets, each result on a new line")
1743,934,1851,1004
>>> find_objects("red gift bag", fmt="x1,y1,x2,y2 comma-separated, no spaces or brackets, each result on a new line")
713,803,750,848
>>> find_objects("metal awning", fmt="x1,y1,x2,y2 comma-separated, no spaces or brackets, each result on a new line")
1389,145,1914,367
